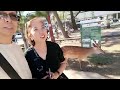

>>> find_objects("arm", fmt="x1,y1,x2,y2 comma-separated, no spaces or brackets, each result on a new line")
50,59,67,79
56,59,67,75
51,43,67,79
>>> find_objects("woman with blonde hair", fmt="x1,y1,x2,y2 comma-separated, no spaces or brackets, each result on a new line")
24,17,68,79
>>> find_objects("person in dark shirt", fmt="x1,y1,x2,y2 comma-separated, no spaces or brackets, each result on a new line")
24,17,68,79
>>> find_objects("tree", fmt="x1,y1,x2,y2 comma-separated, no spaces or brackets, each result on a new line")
70,11,78,31
26,11,47,20
74,11,81,18
52,11,69,38
46,11,55,42
18,11,29,50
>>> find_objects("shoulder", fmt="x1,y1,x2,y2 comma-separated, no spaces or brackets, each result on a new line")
12,43,23,53
46,41,62,53
24,47,34,56
12,42,21,49
46,41,60,48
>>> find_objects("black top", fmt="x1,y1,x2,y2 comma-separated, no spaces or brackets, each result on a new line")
25,41,65,79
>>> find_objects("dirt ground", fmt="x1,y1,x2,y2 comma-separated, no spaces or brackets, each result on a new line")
56,29,120,79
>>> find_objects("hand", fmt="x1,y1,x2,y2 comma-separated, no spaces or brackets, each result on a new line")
50,72,59,79
41,75,50,79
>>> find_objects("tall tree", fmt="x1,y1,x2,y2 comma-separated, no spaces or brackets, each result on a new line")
46,11,55,42
26,11,47,20
52,11,69,38
70,11,78,31
74,11,81,18
18,11,29,50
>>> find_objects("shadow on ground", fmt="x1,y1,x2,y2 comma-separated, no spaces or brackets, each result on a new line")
102,36,120,47
66,53,120,78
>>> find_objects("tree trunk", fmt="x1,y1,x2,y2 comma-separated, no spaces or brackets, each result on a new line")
46,11,55,42
70,11,78,31
20,27,29,50
106,15,110,29
52,11,69,38
74,11,81,18
18,11,29,51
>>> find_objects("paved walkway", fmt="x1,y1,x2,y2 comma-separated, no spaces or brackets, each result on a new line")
63,69,120,79
63,70,107,79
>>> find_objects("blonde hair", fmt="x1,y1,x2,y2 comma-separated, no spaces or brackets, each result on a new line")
25,17,47,46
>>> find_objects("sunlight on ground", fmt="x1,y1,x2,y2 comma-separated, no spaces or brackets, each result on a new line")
102,44,120,53
63,70,107,79
105,75,120,79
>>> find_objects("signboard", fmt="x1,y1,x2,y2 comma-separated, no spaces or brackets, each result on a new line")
81,23,101,48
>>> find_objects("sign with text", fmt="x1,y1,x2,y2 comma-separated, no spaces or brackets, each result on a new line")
81,23,101,48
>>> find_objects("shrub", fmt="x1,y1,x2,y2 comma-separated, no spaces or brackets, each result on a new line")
88,53,115,65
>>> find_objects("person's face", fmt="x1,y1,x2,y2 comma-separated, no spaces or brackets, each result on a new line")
0,11,19,37
29,18,48,43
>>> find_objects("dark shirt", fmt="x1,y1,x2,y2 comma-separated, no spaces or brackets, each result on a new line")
25,41,65,79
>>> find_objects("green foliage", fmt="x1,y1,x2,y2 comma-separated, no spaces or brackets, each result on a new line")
88,54,115,65
26,11,47,21
35,11,47,17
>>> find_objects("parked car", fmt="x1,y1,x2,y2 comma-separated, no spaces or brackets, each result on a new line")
14,33,24,48
15,33,22,39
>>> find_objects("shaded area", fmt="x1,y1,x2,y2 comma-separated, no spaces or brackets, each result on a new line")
66,53,120,78
101,36,120,47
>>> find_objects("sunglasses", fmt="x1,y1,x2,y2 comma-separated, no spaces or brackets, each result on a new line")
0,12,20,21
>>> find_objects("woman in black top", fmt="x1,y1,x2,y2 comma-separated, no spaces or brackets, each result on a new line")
24,17,68,79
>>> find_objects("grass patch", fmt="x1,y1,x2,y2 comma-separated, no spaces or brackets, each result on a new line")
88,53,116,65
